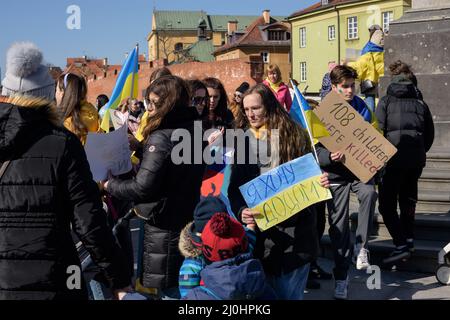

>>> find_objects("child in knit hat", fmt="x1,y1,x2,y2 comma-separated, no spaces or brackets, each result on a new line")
183,212,276,300
178,197,256,298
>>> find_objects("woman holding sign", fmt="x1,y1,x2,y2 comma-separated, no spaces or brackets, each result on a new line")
228,83,329,300
103,76,206,299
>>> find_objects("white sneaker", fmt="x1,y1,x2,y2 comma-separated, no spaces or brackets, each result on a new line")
356,248,371,270
334,277,349,300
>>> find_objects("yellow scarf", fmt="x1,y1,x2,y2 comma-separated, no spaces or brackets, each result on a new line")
266,78,282,92
250,125,267,140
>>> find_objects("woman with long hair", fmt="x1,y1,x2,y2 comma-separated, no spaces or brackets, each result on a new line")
56,73,99,145
203,77,234,130
134,67,173,143
103,75,206,299
228,83,328,300
263,64,292,112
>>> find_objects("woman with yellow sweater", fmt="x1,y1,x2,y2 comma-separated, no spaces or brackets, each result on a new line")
56,73,99,145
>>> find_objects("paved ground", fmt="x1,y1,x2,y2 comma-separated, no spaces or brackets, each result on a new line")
304,257,450,300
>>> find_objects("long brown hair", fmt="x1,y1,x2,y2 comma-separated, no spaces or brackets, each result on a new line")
58,73,88,139
203,77,229,128
243,84,311,166
142,75,190,140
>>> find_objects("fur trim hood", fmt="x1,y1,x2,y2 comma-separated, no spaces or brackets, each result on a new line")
178,222,203,259
0,95,61,159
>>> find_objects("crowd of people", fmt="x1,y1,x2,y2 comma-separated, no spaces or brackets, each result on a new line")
0,27,434,301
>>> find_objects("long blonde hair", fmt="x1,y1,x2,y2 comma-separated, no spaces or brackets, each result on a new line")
244,84,311,166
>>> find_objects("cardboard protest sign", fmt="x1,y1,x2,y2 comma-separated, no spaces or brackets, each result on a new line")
85,123,132,181
239,153,332,231
313,91,397,183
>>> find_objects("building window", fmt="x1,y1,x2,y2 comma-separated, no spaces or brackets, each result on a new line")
174,42,183,52
261,51,270,63
268,30,286,41
383,11,394,32
347,16,358,40
300,62,307,82
328,25,336,40
299,27,306,48
286,32,291,40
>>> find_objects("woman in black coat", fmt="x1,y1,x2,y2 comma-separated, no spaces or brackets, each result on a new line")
376,61,434,264
0,96,132,300
0,41,131,300
105,76,206,299
227,84,329,300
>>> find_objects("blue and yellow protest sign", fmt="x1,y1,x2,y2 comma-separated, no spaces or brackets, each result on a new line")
239,153,332,231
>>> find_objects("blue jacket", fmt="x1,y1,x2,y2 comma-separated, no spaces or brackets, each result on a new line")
183,253,277,300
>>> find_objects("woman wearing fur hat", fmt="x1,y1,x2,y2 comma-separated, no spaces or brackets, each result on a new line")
0,42,132,300
56,73,99,145
347,29,385,112
227,84,329,300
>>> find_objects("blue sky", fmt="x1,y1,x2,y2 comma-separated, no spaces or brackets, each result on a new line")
0,0,316,77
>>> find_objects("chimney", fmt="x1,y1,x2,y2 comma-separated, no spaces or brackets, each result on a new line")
263,10,270,24
103,57,108,67
227,20,238,35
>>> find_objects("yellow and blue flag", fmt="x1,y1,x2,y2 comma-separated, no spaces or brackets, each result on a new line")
290,80,329,146
100,46,139,132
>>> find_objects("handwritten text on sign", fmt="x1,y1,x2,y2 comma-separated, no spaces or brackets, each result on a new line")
239,153,332,231
314,91,397,183
85,123,132,181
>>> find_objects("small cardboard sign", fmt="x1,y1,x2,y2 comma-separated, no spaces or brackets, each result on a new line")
313,91,397,183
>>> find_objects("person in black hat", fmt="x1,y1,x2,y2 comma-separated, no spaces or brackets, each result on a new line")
229,81,250,120
178,197,256,298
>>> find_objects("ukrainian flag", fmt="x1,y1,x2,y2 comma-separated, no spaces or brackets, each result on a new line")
100,46,139,132
290,80,329,145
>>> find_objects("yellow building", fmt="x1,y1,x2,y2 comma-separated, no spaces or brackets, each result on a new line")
288,0,412,94
214,11,292,83
148,10,273,63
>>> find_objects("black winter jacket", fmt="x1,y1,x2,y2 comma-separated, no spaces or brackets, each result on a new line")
107,107,206,289
375,77,434,168
227,135,319,277
0,97,131,300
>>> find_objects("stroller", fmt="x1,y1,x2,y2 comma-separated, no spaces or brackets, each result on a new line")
436,242,450,285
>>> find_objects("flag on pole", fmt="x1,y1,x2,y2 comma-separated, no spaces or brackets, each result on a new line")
100,46,139,132
289,80,329,146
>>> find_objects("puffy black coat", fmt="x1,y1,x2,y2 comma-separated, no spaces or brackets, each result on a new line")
107,107,206,290
227,136,319,277
376,77,434,168
0,97,131,300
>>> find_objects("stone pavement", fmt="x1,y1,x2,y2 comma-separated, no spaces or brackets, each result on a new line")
304,258,450,300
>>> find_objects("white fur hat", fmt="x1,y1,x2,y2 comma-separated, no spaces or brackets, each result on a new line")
1,42,55,100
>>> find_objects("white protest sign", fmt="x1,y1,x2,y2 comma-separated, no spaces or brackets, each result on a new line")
85,123,132,181
110,110,128,130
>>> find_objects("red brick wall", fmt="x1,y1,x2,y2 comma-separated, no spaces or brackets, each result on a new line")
86,58,262,104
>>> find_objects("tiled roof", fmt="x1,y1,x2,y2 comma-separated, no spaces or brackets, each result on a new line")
214,16,290,55
289,0,361,19
153,10,285,32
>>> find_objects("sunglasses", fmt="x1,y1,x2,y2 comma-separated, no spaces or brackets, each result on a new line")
192,96,207,105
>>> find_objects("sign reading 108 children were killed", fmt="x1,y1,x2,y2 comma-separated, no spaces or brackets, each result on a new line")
239,153,332,231
314,91,397,183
